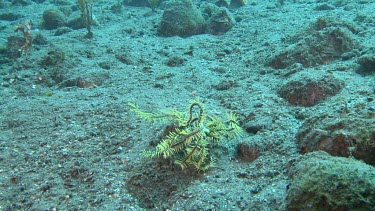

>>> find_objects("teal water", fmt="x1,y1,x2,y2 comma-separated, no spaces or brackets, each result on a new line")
0,0,374,210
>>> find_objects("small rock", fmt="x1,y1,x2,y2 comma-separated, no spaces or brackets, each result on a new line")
357,54,375,73
236,142,260,162
278,73,344,107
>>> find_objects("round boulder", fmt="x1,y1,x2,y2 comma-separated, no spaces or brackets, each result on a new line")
157,0,206,37
287,151,375,210
42,8,67,30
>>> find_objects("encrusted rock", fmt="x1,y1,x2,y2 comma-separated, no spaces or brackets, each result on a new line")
357,54,375,73
230,0,246,8
42,8,67,30
267,18,359,69
236,142,260,162
157,0,206,37
278,72,344,107
296,115,375,166
287,151,375,210
206,7,235,35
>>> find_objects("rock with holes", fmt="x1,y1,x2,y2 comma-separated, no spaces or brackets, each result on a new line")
278,72,344,107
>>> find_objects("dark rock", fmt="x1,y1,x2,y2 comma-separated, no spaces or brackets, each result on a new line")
157,0,206,37
42,8,67,30
54,27,72,36
341,51,356,61
124,0,152,7
230,0,246,8
33,33,48,45
242,115,273,135
11,0,30,6
357,54,375,73
0,12,23,21
244,125,262,134
99,62,111,70
115,53,136,65
6,36,25,58
66,12,85,30
39,48,65,66
215,0,229,8
314,4,335,11
31,0,46,3
236,142,260,162
206,7,235,35
213,80,236,91
166,56,185,67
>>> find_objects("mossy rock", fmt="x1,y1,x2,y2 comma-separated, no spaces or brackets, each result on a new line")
287,151,375,210
42,8,67,30
157,0,206,37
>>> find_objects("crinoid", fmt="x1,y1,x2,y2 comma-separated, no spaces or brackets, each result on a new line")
128,99,242,172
